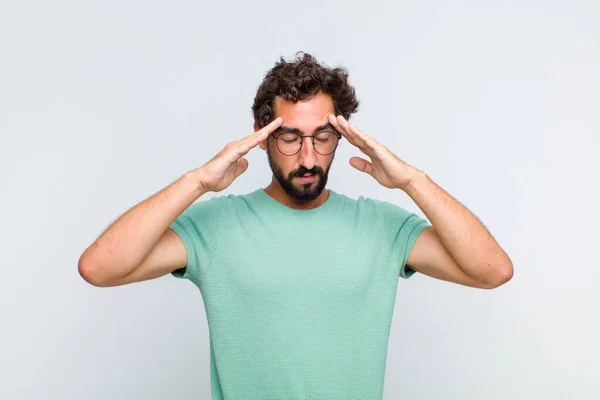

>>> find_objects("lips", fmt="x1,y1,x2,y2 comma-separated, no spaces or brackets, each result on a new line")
296,174,316,182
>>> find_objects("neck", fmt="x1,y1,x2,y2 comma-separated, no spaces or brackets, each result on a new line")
263,178,329,210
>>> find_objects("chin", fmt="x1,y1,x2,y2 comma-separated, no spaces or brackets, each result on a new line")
290,181,324,202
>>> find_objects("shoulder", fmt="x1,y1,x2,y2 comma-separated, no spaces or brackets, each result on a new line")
185,190,262,217
333,191,409,217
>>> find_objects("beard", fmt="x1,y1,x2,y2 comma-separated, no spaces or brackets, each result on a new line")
266,147,333,203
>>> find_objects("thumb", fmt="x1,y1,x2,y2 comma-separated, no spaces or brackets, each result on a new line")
233,158,249,178
349,157,373,175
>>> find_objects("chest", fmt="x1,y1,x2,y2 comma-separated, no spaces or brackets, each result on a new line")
207,220,397,301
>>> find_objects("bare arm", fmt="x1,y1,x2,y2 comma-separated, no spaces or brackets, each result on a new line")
78,171,206,287
404,171,513,288
78,117,284,287
328,114,513,289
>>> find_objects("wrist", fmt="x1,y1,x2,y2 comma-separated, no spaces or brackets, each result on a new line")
185,168,209,197
402,168,428,196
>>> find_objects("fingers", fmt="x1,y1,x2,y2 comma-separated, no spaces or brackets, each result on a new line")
328,114,358,146
241,117,283,147
233,158,249,178
349,156,374,176
225,117,283,162
328,114,382,158
327,114,367,148
255,117,284,138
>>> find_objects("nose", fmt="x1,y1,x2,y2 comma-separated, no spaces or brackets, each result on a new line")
297,136,317,170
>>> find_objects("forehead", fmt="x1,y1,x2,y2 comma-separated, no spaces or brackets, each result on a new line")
273,92,335,127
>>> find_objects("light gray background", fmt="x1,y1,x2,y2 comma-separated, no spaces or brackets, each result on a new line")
1,0,598,399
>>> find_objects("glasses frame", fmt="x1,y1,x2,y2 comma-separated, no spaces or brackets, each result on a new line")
270,131,343,156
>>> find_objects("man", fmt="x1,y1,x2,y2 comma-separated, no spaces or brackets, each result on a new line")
79,52,513,400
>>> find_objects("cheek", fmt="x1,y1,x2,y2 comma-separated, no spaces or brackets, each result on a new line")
280,157,298,172
269,145,293,170
320,154,334,167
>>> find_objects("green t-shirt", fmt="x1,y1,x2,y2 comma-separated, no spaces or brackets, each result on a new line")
169,188,430,400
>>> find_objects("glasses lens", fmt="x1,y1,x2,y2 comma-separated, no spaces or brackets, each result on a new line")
314,131,338,155
277,134,302,155
275,132,340,155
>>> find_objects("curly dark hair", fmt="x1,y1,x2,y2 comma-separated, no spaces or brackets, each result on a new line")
252,52,359,128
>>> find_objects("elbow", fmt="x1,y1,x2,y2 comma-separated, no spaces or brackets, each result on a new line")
78,255,106,287
484,261,514,289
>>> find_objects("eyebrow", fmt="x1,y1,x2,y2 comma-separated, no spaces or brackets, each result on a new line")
273,122,335,135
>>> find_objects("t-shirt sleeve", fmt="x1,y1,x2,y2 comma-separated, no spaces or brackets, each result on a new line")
377,200,431,279
168,196,223,283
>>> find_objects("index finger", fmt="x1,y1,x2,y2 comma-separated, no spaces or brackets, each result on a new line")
328,113,358,146
254,117,283,139
229,117,284,158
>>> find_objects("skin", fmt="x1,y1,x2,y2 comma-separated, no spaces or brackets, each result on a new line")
255,91,338,210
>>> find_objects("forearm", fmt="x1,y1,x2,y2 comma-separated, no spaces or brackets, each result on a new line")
79,169,207,282
403,170,513,284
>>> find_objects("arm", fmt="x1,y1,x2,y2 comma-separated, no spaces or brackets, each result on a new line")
327,114,513,289
404,171,513,289
78,171,207,287
78,117,284,287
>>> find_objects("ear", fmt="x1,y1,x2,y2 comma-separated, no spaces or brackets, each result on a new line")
255,122,268,150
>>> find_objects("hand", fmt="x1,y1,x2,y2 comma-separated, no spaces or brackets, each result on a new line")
328,114,422,191
197,117,283,193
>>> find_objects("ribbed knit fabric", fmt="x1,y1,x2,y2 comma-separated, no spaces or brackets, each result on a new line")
169,188,430,400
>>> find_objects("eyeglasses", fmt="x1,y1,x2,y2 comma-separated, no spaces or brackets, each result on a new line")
271,130,342,156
